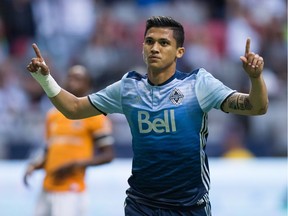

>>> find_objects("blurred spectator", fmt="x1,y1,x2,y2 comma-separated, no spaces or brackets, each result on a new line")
0,59,31,158
225,0,261,62
260,17,287,82
222,127,255,159
31,0,97,75
0,0,36,57
183,22,222,73
76,11,129,89
0,17,9,64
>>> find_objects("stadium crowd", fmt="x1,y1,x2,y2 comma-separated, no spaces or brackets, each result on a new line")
0,0,286,159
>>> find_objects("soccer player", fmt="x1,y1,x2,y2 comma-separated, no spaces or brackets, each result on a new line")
23,65,115,216
26,16,268,216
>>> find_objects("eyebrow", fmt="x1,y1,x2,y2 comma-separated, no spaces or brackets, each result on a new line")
145,36,171,42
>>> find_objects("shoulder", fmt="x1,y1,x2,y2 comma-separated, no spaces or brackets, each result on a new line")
174,68,200,80
193,68,219,83
195,68,211,77
124,71,147,81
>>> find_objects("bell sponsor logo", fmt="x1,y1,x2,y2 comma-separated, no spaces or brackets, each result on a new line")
138,110,176,133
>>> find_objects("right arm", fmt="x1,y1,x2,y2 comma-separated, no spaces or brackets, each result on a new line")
50,90,101,119
26,43,101,119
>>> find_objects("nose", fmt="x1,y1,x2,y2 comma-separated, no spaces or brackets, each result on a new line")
151,42,160,53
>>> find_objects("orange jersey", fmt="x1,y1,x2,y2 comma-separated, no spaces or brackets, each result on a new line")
43,108,113,192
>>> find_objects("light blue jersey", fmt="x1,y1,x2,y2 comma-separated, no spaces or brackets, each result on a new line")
88,68,235,208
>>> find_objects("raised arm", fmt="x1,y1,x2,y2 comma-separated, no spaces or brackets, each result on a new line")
221,38,268,115
26,43,101,119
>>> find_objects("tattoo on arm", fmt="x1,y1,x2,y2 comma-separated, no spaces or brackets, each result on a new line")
227,93,253,110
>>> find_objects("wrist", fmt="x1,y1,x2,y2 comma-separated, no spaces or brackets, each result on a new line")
248,72,263,79
31,72,61,97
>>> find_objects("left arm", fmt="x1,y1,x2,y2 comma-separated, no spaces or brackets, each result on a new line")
52,118,115,178
222,38,268,115
51,145,114,179
77,144,115,167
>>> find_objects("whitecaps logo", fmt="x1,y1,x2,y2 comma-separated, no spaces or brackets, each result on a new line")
169,88,184,105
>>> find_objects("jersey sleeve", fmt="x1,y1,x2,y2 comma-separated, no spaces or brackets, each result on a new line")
88,78,124,114
195,68,236,112
87,115,114,147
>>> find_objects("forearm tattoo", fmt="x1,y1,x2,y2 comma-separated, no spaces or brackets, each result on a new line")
227,93,253,110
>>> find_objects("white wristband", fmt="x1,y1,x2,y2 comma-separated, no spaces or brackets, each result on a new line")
31,69,61,98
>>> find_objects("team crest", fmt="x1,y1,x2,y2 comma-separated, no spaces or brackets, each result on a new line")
169,88,184,105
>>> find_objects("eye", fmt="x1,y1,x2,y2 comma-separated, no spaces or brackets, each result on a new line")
145,38,154,45
160,40,169,46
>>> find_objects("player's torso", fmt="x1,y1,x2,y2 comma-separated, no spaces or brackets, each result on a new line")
44,110,94,192
122,71,209,201
46,111,94,166
123,71,204,134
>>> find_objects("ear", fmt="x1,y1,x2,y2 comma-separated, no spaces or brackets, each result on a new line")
142,43,145,55
176,47,185,59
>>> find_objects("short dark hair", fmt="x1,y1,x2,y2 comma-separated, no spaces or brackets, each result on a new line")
144,16,185,47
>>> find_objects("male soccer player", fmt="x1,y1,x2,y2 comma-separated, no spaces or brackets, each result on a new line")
23,65,114,216
26,16,268,216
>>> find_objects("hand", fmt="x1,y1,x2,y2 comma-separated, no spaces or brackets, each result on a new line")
240,38,264,78
23,165,35,188
52,161,86,179
26,43,50,75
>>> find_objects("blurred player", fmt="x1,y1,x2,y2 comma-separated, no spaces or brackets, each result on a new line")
222,130,255,158
23,65,115,216
26,16,268,216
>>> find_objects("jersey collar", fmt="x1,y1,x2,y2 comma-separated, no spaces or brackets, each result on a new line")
147,71,177,86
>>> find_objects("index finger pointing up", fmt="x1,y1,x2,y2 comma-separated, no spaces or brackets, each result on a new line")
32,43,43,60
245,38,251,56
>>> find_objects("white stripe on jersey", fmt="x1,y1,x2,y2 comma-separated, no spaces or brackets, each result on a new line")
200,113,210,191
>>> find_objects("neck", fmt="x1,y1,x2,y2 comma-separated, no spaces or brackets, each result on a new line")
147,67,176,86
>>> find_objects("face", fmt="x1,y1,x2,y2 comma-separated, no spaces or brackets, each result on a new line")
143,27,184,73
65,66,90,97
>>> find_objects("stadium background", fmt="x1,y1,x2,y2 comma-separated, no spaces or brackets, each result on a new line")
0,0,286,215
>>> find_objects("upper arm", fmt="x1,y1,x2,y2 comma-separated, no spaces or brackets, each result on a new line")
221,92,254,115
76,96,103,119
70,78,123,119
50,89,102,119
88,80,123,114
195,68,235,112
